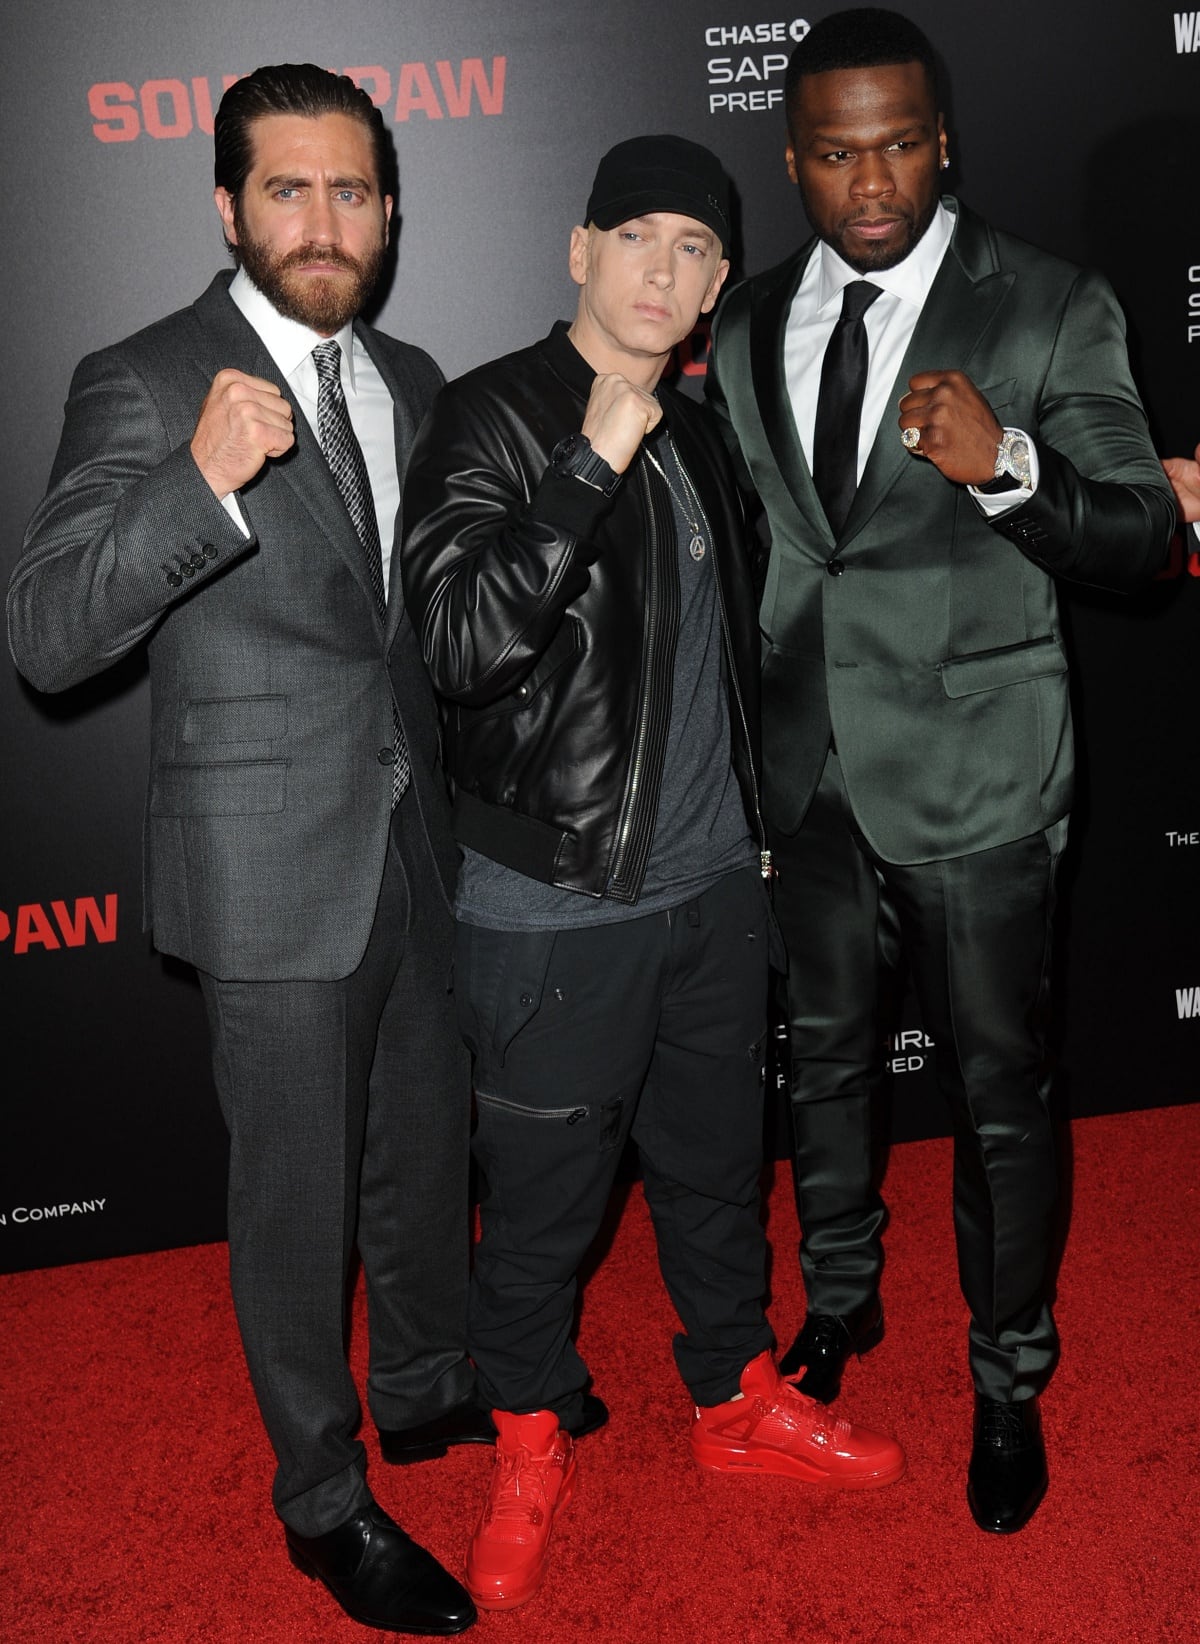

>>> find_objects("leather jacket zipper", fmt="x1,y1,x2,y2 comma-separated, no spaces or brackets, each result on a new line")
710,508,773,881
605,460,677,898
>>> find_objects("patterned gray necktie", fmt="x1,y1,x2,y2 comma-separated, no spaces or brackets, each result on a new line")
312,339,409,804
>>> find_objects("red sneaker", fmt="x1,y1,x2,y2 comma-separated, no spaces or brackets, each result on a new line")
465,1410,576,1610
691,1351,904,1488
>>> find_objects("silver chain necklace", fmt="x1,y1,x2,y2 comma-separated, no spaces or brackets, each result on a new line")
643,436,708,561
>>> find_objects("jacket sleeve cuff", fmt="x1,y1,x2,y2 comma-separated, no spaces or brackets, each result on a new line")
113,440,259,600
989,442,1175,589
527,468,621,547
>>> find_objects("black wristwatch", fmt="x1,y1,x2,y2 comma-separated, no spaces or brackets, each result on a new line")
549,432,622,497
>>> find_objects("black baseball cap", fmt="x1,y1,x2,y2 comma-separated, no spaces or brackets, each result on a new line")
585,134,731,250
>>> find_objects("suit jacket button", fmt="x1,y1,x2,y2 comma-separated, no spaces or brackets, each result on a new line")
377,747,395,764
201,542,218,560
189,553,206,571
166,571,183,587
826,557,846,576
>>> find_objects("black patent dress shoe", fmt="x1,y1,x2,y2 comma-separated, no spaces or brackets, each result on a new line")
967,1394,1048,1534
379,1390,610,1463
285,1499,476,1633
778,1298,884,1403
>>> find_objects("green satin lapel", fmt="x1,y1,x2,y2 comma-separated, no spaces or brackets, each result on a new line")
841,212,1015,545
749,247,835,547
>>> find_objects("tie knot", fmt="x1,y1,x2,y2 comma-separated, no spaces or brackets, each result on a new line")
840,280,882,322
312,339,342,385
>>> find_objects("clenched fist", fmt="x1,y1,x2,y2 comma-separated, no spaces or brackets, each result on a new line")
581,373,664,473
191,369,295,499
897,369,1003,486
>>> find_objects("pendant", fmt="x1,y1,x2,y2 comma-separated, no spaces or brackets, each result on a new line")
689,534,706,561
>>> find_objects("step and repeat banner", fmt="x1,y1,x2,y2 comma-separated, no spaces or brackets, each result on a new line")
2,1,1197,1272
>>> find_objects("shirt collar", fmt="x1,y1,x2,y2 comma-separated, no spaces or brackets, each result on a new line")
229,267,358,388
815,199,955,315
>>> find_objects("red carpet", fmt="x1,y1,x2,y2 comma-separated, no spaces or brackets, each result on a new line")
4,1105,1199,1643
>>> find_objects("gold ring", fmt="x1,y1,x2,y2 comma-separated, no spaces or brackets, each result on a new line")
901,426,921,450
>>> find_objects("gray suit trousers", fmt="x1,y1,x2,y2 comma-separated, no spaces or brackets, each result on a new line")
199,791,473,1536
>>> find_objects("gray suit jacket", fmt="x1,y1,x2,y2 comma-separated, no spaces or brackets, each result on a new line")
708,199,1176,864
8,272,456,980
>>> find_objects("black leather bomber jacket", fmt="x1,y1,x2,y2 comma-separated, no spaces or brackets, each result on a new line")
400,322,765,902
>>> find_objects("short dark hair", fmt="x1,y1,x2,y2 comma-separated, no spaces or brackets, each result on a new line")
784,8,940,116
214,63,394,199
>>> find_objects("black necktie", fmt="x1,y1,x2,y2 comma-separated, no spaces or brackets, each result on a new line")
312,340,409,804
811,280,882,536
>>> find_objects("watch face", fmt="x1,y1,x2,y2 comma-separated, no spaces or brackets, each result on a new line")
550,430,619,494
995,432,1031,486
552,432,586,468
1006,437,1031,484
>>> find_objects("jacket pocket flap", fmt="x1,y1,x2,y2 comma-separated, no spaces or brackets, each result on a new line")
939,635,1066,698
512,616,581,704
183,694,288,744
151,760,288,816
979,379,1018,416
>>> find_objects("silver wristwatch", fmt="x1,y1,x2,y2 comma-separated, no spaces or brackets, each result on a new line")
991,428,1033,489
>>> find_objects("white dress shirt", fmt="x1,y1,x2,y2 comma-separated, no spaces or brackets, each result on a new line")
784,202,1036,515
221,268,401,593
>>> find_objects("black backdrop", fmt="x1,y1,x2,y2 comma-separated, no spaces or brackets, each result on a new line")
3,1,1197,1273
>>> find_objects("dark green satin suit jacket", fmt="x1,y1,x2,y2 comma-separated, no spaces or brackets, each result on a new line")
707,198,1175,865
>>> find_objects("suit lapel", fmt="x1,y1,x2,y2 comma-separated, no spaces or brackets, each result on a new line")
840,201,1015,544
356,322,418,648
191,275,386,625
751,245,835,546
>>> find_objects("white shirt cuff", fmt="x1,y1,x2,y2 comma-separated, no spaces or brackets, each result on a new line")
219,490,252,538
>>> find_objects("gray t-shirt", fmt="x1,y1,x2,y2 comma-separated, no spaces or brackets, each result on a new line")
456,433,756,931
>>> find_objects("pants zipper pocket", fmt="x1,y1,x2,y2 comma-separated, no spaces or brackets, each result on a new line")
476,1093,589,1124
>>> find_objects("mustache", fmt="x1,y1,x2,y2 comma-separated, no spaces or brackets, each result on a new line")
276,245,365,275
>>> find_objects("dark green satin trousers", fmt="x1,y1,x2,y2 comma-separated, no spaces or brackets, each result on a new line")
772,749,1066,1402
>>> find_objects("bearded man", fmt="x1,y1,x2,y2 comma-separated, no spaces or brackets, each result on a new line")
8,63,478,1636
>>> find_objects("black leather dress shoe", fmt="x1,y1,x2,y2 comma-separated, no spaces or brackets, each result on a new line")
379,1391,610,1464
285,1499,476,1633
778,1298,884,1403
967,1394,1048,1534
